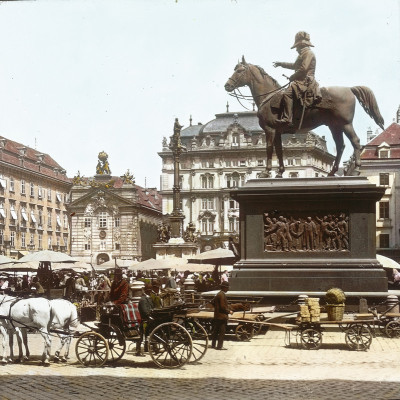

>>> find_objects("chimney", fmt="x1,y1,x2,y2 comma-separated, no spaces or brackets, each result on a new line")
397,105,400,124
366,127,374,142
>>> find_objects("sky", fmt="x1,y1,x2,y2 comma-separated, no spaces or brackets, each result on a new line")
0,0,399,189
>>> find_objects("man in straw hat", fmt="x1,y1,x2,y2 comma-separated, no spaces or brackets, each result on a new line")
211,281,232,350
273,31,322,127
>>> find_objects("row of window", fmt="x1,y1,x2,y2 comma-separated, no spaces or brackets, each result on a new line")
199,217,239,234
83,241,120,251
200,199,239,210
0,229,66,249
83,214,120,229
200,159,264,169
0,203,68,229
0,176,67,202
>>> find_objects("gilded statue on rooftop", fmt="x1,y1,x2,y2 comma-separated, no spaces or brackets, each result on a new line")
96,151,111,175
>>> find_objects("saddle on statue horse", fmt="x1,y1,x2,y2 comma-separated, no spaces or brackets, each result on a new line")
264,87,330,132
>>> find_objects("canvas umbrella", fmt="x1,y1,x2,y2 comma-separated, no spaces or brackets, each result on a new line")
188,248,237,284
0,261,38,272
0,255,16,265
188,248,236,265
129,257,186,271
377,254,400,270
18,250,76,263
51,261,91,273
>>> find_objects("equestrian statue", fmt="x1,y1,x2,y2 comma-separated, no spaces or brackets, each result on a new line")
224,31,384,178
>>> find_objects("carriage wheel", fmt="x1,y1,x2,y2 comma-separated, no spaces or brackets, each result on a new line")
300,328,322,350
345,324,372,351
198,319,213,336
75,332,109,367
385,320,400,338
235,324,254,341
378,318,390,335
148,322,192,368
100,324,126,363
255,315,268,335
183,320,209,362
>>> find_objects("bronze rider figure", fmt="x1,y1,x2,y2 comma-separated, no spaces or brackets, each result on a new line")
273,31,321,127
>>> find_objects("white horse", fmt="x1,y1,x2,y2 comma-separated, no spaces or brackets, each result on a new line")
0,295,53,365
50,299,79,362
8,298,79,363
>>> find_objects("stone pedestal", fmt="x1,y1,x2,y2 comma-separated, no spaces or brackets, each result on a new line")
153,242,198,260
230,177,388,293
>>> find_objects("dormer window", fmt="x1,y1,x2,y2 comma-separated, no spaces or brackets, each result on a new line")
378,142,390,159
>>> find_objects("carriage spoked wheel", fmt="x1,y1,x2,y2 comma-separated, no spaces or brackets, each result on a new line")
235,323,254,341
344,324,373,351
378,318,391,335
385,320,400,338
148,322,192,368
100,324,126,362
255,315,268,335
75,332,109,367
198,319,213,336
300,328,322,350
182,320,209,362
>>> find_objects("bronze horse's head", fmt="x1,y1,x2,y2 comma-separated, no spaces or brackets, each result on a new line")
224,56,250,92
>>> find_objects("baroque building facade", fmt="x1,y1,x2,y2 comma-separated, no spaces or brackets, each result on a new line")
0,136,72,258
158,110,335,251
68,154,162,265
358,106,400,261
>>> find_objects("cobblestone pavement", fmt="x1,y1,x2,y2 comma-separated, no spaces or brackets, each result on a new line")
0,324,399,400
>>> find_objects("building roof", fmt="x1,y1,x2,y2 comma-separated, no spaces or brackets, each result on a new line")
77,176,162,212
201,111,263,134
0,135,71,184
361,123,400,160
135,185,162,211
181,123,204,138
180,111,263,138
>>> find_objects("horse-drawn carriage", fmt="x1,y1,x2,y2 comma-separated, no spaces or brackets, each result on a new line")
75,302,209,368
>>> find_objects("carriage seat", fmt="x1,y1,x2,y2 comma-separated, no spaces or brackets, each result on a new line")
120,302,141,328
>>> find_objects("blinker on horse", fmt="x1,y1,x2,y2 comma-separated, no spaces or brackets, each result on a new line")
225,56,384,178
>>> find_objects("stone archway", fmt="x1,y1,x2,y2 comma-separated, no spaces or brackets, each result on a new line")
97,253,110,265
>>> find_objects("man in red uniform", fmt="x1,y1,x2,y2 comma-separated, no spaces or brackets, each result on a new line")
109,269,129,305
211,281,232,350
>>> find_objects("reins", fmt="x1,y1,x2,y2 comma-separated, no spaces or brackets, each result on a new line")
228,64,290,110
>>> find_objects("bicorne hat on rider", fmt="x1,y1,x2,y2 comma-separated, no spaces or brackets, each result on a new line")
291,31,314,49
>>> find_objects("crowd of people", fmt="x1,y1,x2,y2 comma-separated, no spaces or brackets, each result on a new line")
0,265,230,304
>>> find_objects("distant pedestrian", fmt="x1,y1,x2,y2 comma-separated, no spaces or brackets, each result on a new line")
211,281,232,350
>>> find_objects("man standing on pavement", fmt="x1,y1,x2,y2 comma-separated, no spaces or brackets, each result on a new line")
211,281,232,350
137,283,155,355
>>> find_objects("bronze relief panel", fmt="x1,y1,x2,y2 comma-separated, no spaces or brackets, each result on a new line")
264,211,349,252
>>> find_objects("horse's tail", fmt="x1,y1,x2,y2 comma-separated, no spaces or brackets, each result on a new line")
351,86,385,130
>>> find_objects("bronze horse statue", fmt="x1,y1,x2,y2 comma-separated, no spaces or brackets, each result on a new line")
224,56,384,178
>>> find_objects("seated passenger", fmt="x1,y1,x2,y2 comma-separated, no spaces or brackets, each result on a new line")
109,269,129,305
